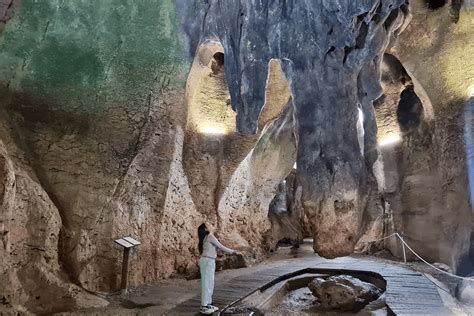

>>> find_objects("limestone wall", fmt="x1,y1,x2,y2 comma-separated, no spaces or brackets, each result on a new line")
0,1,472,314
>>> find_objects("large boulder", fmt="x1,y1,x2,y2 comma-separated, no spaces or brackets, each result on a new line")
308,275,382,311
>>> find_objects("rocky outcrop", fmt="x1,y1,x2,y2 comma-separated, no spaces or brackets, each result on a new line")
0,113,108,314
0,1,192,312
267,170,311,249
377,0,473,269
308,275,382,311
216,102,297,250
185,0,411,258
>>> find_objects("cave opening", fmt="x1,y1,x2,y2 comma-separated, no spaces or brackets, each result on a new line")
396,85,423,133
186,44,235,135
376,53,430,146
425,0,447,9
211,52,225,75
183,42,243,222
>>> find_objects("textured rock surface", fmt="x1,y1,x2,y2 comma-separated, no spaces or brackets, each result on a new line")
267,171,311,249
380,0,474,268
185,0,411,258
183,44,294,256
0,112,109,314
0,0,191,312
308,275,382,311
0,0,16,29
0,0,473,313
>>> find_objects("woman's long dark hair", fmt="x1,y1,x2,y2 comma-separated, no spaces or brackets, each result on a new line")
198,223,209,254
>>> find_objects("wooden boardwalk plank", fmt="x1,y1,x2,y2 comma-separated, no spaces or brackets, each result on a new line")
167,256,452,315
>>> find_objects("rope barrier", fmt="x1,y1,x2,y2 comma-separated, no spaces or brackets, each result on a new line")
361,232,474,282
359,233,398,243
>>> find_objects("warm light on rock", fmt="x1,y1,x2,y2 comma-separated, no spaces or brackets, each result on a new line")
200,126,228,135
468,85,474,97
379,134,402,146
1,0,472,313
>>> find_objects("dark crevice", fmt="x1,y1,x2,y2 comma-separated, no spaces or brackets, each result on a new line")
371,14,381,24
0,0,16,24
384,8,399,30
356,22,369,48
400,3,409,15
370,0,383,23
343,46,354,64
120,300,155,309
397,85,423,132
211,52,225,74
376,1,383,14
450,0,463,23
326,46,336,55
425,0,447,9
281,0,294,19
357,12,368,22
238,10,244,49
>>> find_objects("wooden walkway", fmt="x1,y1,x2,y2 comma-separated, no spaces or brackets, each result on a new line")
167,256,451,315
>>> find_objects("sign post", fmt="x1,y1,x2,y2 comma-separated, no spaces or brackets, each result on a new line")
114,236,141,294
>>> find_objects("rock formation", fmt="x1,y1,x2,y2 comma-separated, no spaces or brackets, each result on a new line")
379,0,474,268
185,0,413,259
0,0,472,314
308,275,383,311
0,112,109,314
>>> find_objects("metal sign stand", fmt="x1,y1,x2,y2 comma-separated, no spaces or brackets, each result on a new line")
114,236,141,294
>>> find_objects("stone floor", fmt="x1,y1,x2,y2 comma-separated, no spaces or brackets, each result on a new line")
56,241,471,315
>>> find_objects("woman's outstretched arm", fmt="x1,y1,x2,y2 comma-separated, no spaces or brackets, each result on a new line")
208,234,235,254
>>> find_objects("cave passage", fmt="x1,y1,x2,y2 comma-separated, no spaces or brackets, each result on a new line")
1,1,473,315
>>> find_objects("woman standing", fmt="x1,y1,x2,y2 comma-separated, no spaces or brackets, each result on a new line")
198,223,237,314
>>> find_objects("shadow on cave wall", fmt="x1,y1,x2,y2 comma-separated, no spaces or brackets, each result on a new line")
0,85,92,136
0,85,127,291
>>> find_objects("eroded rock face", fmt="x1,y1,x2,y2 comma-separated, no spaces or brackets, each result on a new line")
0,0,472,313
186,0,411,258
0,114,108,314
0,0,16,29
183,45,294,256
216,102,297,250
308,275,382,311
267,171,312,249
0,1,192,312
379,0,474,268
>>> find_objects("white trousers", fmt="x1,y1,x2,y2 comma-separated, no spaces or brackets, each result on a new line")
199,257,216,306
